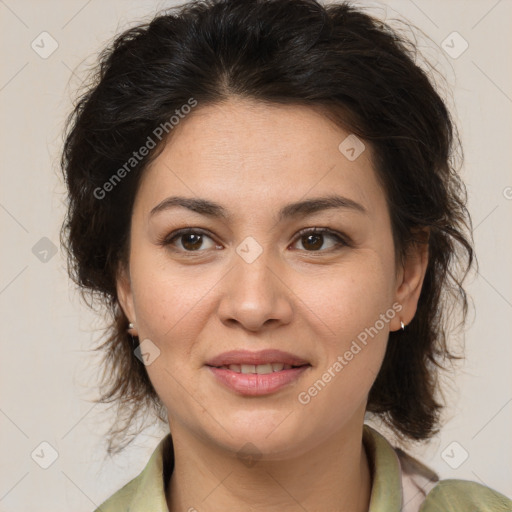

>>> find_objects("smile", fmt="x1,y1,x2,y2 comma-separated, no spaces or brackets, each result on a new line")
214,363,304,373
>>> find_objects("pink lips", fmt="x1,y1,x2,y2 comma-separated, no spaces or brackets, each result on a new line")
205,349,311,396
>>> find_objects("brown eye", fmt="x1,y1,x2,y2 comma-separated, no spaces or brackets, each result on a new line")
161,229,218,252
180,233,205,251
293,228,348,252
301,233,324,251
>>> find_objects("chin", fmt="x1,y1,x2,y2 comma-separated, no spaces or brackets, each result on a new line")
212,414,315,459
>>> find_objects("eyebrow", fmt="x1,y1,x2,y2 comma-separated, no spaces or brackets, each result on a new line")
149,194,367,221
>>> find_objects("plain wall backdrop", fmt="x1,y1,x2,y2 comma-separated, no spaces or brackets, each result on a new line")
1,0,511,510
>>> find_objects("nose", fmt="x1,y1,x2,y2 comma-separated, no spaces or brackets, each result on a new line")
216,248,294,332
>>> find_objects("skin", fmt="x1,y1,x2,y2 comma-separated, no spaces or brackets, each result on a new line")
117,97,429,512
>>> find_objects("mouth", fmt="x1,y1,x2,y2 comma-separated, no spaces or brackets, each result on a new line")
209,362,310,374
205,349,311,395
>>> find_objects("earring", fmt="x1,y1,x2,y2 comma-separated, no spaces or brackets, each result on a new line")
400,320,406,331
127,322,135,331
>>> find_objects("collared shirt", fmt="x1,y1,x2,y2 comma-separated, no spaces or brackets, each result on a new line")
95,424,512,511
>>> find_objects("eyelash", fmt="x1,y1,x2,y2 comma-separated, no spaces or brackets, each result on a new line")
157,227,351,254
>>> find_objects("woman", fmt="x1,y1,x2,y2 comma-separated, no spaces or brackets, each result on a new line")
60,0,511,510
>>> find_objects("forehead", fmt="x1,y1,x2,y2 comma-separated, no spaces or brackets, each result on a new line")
136,98,386,220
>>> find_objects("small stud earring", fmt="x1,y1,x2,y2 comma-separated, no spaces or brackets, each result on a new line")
128,322,135,330
400,320,405,331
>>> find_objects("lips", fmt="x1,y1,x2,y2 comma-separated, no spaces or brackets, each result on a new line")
205,349,311,396
205,349,311,369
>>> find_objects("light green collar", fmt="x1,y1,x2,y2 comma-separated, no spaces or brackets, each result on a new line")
97,424,403,511
363,424,402,511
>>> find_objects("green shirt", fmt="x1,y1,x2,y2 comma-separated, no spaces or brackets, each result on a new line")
95,425,511,511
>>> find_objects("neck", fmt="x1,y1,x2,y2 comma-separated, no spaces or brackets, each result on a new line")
166,420,372,512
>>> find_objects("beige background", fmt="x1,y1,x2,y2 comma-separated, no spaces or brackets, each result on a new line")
1,0,511,509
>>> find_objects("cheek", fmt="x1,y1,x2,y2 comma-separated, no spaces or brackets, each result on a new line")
295,252,396,400
130,258,214,341
128,263,215,406
301,251,397,342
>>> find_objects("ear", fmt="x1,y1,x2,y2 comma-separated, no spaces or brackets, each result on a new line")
116,262,137,333
390,229,429,332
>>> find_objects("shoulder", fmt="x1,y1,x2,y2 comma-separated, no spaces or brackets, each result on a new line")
420,479,512,511
365,426,512,512
396,447,511,511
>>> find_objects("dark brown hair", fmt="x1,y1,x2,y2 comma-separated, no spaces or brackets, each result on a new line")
61,0,474,453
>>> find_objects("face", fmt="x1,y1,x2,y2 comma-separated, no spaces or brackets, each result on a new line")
117,98,427,459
